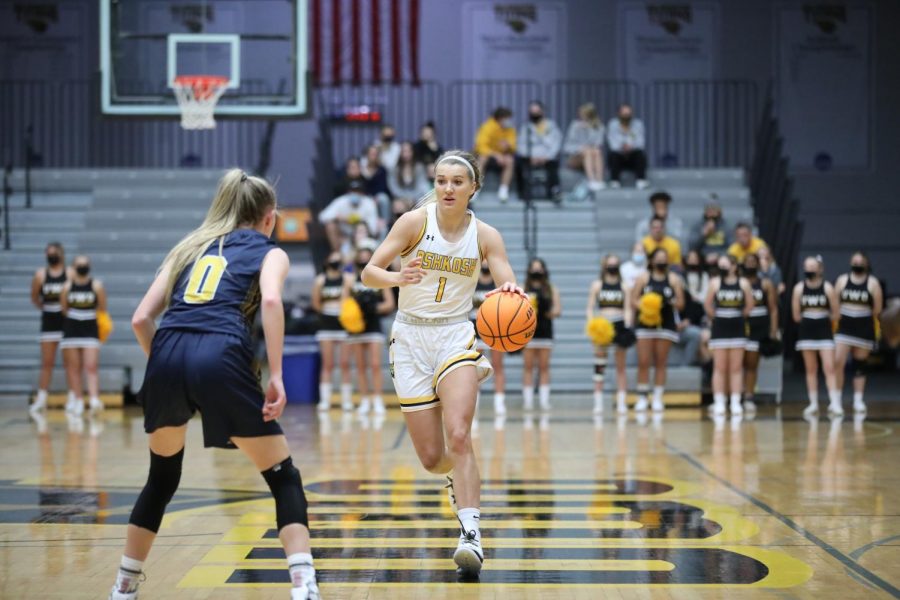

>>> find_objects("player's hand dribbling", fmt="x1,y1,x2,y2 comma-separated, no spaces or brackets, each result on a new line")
397,256,427,286
263,375,286,422
486,281,527,299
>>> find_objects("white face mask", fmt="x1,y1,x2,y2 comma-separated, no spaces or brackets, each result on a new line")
500,118,512,129
632,254,645,265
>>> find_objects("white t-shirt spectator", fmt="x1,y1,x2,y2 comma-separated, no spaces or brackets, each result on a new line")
318,192,380,239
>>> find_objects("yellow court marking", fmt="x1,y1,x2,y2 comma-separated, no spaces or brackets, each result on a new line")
221,505,632,516
238,517,643,530
358,482,621,491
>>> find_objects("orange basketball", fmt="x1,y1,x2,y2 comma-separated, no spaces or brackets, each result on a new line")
476,292,537,352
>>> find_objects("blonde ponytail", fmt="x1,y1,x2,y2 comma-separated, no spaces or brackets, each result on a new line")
160,169,276,303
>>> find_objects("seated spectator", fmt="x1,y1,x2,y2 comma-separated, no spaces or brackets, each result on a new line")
757,245,785,295
683,249,710,308
374,124,401,170
318,180,380,253
413,121,443,180
642,216,683,268
620,242,647,288
360,144,392,219
389,197,411,228
388,142,430,206
475,106,516,202
634,191,684,244
606,103,648,189
516,100,563,202
727,222,767,263
563,102,606,191
335,156,365,196
689,198,731,258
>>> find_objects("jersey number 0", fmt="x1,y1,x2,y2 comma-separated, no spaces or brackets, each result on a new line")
184,256,228,304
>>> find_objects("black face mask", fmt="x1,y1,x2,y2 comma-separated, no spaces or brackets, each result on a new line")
47,254,61,266
325,260,341,271
686,264,702,272
620,115,632,125
529,113,542,123
356,262,368,271
529,271,545,279
851,265,866,275
742,266,758,277
606,265,620,275
804,271,818,280
653,264,668,273
382,135,395,143
480,267,491,276
75,265,90,276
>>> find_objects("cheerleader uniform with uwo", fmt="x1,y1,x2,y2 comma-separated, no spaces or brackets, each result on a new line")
40,268,67,342
636,275,679,343
526,283,555,350
835,275,876,350
796,281,834,351
61,279,99,349
316,273,348,342
708,278,747,349
595,280,628,345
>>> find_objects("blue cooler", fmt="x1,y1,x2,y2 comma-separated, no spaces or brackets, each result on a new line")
282,335,320,404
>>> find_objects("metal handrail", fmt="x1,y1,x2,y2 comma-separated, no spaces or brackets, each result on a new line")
2,163,11,250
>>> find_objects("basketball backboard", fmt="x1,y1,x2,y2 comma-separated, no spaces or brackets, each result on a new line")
100,0,308,117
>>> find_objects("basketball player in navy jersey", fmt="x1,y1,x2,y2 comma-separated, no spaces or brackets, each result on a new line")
834,252,883,413
108,170,319,600
361,150,524,577
29,242,72,414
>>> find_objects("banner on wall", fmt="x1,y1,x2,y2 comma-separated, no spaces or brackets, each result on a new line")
617,2,720,86
776,3,872,171
461,2,567,81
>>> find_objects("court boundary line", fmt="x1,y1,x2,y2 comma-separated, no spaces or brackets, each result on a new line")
664,441,900,598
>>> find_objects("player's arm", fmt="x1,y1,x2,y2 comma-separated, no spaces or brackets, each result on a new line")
704,278,719,321
31,269,44,310
791,282,803,323
361,211,427,289
259,247,290,422
586,280,600,321
60,281,71,315
310,274,324,313
94,280,108,313
132,263,173,356
740,278,755,317
825,282,840,323
479,221,526,298
670,273,686,312
766,280,780,337
622,282,635,328
871,277,884,319
550,284,562,319
630,273,648,311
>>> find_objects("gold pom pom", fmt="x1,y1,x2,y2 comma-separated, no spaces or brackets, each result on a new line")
97,311,114,343
338,298,366,334
874,317,881,342
638,292,663,327
585,316,615,346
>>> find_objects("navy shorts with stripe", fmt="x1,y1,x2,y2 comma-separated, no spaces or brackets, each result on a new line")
139,329,283,449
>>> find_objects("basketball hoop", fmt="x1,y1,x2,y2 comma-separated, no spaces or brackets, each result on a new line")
172,75,229,130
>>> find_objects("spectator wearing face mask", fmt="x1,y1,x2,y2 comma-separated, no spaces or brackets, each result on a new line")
516,100,563,202
634,191,684,245
475,106,517,202
375,124,401,170
318,179,380,252
336,156,366,196
620,242,648,289
413,121,443,180
689,199,731,259
606,103,648,189
563,102,606,191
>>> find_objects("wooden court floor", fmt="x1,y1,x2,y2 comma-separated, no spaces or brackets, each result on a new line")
1,400,899,599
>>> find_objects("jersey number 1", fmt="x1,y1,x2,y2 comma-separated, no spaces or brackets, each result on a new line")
434,276,447,303
184,256,228,304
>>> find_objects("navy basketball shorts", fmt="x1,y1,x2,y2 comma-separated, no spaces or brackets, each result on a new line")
139,329,283,449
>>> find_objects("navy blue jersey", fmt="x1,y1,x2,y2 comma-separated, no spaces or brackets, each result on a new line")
159,229,275,340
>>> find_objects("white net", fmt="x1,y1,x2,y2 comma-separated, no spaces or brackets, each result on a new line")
172,76,228,130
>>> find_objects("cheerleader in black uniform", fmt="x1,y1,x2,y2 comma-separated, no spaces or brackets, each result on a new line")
834,252,883,413
346,246,395,415
60,256,107,415
630,248,685,413
29,242,72,413
586,254,633,415
472,261,506,414
522,258,561,411
704,254,754,416
742,253,779,412
312,251,354,412
792,256,841,416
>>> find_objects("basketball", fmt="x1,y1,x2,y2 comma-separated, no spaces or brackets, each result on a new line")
476,291,536,352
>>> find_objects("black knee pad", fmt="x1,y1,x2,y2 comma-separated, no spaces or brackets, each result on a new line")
593,358,608,383
262,457,309,531
129,448,184,533
850,357,869,378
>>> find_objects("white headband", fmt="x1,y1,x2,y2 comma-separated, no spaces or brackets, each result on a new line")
435,155,476,181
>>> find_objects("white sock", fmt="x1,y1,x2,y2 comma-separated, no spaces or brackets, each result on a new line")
341,383,353,406
37,389,48,404
523,387,534,409
115,555,144,593
636,385,650,401
730,393,742,406
653,386,664,404
616,390,627,407
714,393,727,406
808,390,818,406
373,395,383,406
458,507,481,536
498,184,509,197
494,392,505,406
539,385,551,409
67,391,76,405
90,395,102,406
593,390,604,408
828,389,842,407
318,382,332,405
287,552,315,588
853,391,864,405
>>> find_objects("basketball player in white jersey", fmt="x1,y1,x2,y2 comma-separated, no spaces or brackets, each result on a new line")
362,150,524,577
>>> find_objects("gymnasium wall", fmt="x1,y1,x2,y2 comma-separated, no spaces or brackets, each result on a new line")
1,0,897,287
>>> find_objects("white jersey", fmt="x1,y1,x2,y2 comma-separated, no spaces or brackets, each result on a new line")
398,202,481,320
